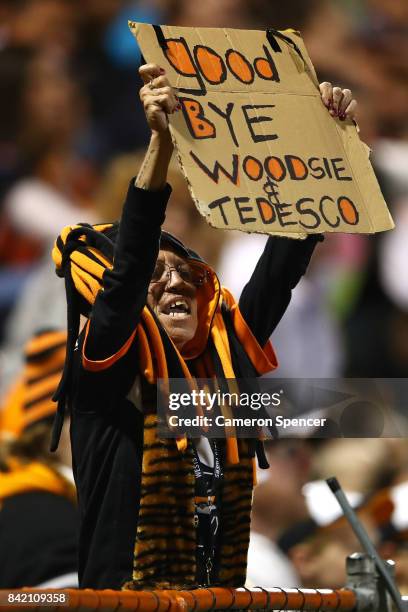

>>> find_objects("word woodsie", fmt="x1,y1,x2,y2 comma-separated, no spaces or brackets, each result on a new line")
190,153,353,185
161,35,279,96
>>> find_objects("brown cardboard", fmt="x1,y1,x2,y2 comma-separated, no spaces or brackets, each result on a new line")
129,22,394,238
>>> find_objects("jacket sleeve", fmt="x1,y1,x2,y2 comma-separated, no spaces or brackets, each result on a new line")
238,234,323,347
84,179,171,362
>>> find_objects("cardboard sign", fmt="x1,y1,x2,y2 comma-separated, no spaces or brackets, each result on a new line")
129,23,394,238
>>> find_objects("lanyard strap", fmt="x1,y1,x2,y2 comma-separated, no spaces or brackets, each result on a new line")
192,439,223,585
192,439,223,500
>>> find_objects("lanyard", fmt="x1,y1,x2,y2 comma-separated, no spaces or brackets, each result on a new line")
192,439,223,585
192,439,223,501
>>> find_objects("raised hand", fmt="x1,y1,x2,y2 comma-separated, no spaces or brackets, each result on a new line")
319,82,358,121
139,63,180,134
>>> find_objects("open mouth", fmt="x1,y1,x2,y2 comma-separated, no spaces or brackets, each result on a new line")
161,298,191,318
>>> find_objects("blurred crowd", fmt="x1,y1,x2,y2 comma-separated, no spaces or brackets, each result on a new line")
0,0,407,593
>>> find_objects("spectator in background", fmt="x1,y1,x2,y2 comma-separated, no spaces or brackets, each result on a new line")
2,49,96,249
71,0,163,161
377,479,408,595
0,329,77,589
0,259,68,400
282,505,380,590
278,479,391,590
0,46,97,349
311,439,392,495
377,167,408,375
0,0,77,54
247,441,312,588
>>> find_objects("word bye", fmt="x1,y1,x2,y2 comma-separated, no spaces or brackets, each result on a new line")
180,99,278,144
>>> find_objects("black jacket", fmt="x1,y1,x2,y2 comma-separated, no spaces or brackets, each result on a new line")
0,490,77,588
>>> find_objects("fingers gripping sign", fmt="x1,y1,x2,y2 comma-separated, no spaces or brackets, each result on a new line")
139,63,181,134
319,81,358,122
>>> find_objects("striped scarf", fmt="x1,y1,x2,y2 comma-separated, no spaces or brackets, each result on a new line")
127,414,254,589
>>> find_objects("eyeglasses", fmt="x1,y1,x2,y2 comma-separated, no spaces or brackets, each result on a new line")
150,260,208,287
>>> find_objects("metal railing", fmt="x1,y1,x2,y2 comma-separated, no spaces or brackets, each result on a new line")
1,553,407,611
0,586,357,611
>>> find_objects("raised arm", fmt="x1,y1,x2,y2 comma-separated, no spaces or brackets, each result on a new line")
239,83,358,347
135,64,178,190
85,64,178,361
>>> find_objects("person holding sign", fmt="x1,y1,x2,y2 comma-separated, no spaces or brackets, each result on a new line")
50,62,357,590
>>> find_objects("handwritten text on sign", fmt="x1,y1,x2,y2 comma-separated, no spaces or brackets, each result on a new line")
130,24,393,237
